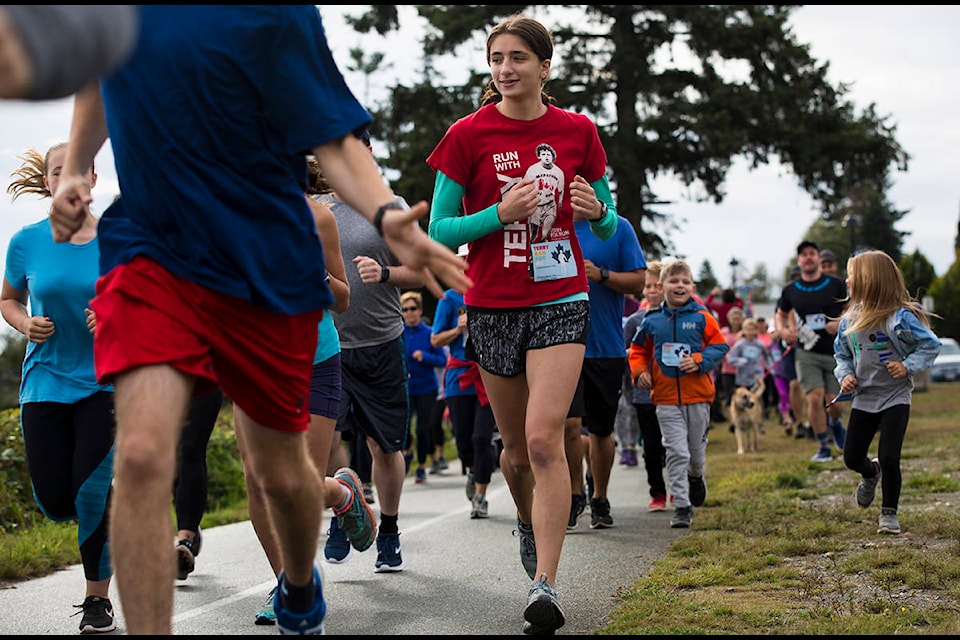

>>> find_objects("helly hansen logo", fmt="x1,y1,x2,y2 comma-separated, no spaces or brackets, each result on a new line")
682,321,698,330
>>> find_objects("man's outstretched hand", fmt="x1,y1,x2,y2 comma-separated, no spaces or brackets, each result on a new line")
379,200,472,298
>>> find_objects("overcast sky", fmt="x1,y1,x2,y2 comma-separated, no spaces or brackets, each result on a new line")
0,5,956,297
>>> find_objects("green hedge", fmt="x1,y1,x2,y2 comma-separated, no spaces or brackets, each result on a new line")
0,404,246,533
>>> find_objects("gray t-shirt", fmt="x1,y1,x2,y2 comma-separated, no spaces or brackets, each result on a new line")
318,193,404,349
849,328,912,412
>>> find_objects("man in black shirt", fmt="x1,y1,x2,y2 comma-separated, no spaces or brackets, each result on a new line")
776,240,848,462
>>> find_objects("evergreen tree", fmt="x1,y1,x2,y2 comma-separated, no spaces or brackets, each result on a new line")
346,5,908,257
696,260,718,296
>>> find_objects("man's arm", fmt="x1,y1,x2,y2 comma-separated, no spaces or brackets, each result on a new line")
49,81,109,242
313,135,470,297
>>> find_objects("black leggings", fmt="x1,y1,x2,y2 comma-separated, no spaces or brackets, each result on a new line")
20,391,115,582
173,389,224,533
447,394,497,485
635,402,667,498
408,391,437,466
842,404,909,512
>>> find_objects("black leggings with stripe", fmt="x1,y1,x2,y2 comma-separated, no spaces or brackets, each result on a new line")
20,391,115,582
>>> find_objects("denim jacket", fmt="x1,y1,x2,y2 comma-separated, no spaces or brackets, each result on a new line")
834,307,942,383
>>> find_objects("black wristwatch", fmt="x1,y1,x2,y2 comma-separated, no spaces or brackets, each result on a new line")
592,201,609,222
373,201,408,236
600,267,610,283
380,266,391,283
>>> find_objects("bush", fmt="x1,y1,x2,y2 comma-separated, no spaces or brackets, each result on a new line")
0,408,42,532
0,403,247,533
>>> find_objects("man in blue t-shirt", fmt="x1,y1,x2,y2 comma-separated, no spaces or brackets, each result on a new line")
568,211,647,530
49,6,468,635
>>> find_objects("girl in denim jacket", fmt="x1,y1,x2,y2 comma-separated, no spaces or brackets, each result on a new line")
833,250,941,536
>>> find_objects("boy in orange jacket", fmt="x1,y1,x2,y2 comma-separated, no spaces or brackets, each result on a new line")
628,260,729,528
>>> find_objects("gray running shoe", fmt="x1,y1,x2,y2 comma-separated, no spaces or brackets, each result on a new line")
522,573,565,635
514,517,537,579
465,471,476,501
670,506,693,528
470,493,489,519
877,509,901,535
856,459,881,508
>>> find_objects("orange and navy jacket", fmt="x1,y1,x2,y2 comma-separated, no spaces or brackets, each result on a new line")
627,297,729,405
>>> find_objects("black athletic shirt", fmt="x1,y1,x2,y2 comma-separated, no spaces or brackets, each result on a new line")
777,274,848,356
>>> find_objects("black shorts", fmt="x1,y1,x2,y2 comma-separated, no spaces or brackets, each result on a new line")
337,336,409,454
465,300,589,377
309,352,341,419
581,357,625,437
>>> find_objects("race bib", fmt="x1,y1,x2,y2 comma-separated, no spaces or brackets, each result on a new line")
662,342,692,366
804,313,827,331
530,239,578,282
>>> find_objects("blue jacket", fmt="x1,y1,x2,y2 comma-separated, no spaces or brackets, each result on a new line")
628,297,729,405
404,321,447,396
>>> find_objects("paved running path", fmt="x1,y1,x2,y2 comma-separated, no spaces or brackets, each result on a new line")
1,454,686,634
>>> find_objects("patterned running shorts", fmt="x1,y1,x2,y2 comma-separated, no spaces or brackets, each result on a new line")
465,300,589,377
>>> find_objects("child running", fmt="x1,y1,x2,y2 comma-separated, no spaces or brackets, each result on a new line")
833,250,941,536
628,260,729,528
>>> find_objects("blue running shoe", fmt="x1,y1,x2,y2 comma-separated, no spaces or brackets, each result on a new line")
333,467,376,552
323,518,352,564
374,532,404,573
274,567,325,635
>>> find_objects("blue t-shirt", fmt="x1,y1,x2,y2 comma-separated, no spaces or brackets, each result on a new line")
4,220,112,403
574,215,647,358
97,6,371,315
314,312,340,365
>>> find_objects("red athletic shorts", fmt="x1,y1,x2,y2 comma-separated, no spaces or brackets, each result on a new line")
91,256,323,432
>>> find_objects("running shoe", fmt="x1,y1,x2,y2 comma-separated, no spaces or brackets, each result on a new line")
415,467,427,483
75,595,115,634
255,586,278,626
175,529,201,581
332,467,376,552
589,497,613,529
567,493,586,530
274,567,325,635
647,494,667,512
465,471,476,501
362,483,375,505
374,532,404,573
323,518,353,564
856,459,881,508
670,506,693,528
470,493,489,519
877,509,901,535
688,475,707,507
522,573,565,635
515,517,537,579
810,448,833,463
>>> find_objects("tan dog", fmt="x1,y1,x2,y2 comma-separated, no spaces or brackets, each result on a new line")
730,376,765,454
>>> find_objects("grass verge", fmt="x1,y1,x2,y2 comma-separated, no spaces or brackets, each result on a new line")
598,381,960,634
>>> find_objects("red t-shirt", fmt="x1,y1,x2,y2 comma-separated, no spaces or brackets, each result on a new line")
427,103,607,308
